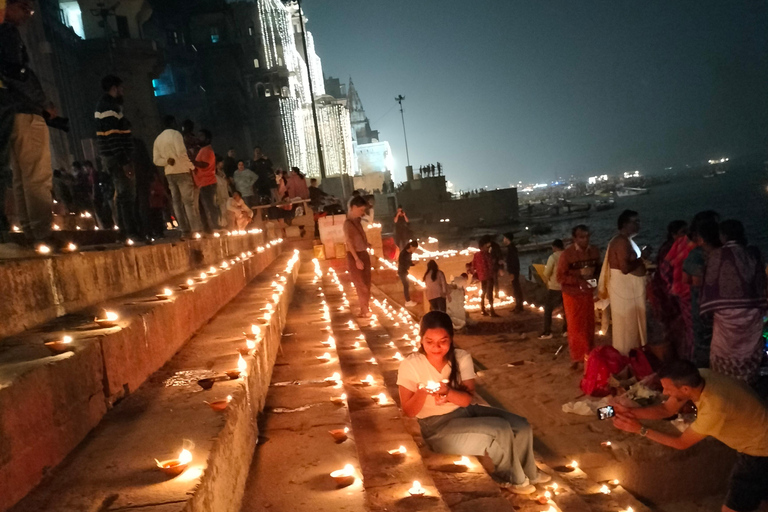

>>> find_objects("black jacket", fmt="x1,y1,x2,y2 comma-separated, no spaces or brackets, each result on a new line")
0,23,47,115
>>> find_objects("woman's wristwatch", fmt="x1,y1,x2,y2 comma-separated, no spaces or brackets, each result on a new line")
639,426,648,437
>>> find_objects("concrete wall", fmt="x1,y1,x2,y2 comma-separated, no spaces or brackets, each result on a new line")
0,233,271,339
0,242,284,511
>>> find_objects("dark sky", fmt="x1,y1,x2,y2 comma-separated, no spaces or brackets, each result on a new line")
305,0,768,189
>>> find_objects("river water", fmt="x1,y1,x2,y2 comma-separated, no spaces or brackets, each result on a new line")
514,166,768,269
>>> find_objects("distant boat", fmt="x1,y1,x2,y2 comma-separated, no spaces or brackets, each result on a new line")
595,198,616,211
615,187,649,197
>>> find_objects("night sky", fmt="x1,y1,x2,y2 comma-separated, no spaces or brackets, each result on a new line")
305,0,768,189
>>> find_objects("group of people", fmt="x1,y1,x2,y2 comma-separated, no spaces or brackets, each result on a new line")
418,162,443,178
468,233,525,316
393,209,768,509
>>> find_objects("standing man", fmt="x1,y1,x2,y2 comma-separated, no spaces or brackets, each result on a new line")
398,240,418,307
612,360,768,512
1,0,56,251
540,239,567,339
345,195,372,318
250,146,277,203
152,115,201,238
192,129,219,234
599,209,650,355
502,232,525,312
222,147,237,180
557,225,600,367
472,235,497,317
393,207,410,251
95,75,138,242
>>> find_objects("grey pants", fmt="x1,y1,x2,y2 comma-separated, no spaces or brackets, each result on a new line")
166,173,202,234
418,404,539,485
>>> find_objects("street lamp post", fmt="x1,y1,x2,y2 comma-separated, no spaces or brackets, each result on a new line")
395,94,410,167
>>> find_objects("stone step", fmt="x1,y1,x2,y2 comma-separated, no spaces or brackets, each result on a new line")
367,277,654,512
0,229,275,339
10,250,300,512
0,239,287,511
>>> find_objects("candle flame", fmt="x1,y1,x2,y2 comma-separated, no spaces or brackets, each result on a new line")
186,279,194,286
246,338,256,350
398,445,406,453
62,335,73,344
599,484,610,494
178,449,192,465
163,288,173,296
238,354,247,373
570,460,579,469
376,393,386,404
105,311,118,321
251,324,261,336
454,456,472,467
340,393,347,400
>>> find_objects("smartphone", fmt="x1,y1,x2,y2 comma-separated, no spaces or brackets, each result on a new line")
596,405,615,420
587,278,597,288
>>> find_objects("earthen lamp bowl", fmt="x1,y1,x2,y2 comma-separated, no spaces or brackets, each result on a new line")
238,347,252,356
156,459,189,476
179,283,192,290
205,399,229,412
328,429,348,443
330,470,355,488
197,378,215,390
226,369,242,380
44,341,72,355
95,318,119,328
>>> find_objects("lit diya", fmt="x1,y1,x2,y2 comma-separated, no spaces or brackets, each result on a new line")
388,446,407,457
329,427,349,443
330,393,347,405
95,311,119,328
330,464,355,487
156,288,173,300
179,279,194,290
45,335,74,355
408,480,426,496
360,375,374,386
156,448,192,476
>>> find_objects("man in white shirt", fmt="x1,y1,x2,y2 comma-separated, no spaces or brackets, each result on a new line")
152,115,202,237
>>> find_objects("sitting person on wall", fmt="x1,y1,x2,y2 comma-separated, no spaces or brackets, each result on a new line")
226,190,254,230
398,311,550,494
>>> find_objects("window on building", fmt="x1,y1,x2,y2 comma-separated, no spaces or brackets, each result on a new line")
265,88,272,97
115,15,130,38
152,66,176,97
253,58,259,68
248,25,254,36
167,30,179,45
256,83,266,98
210,27,219,43
58,1,84,39
281,86,289,97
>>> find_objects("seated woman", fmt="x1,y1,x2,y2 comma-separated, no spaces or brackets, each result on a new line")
226,191,254,230
397,311,548,494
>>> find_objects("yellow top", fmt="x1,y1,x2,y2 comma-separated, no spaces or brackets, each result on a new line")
690,370,768,456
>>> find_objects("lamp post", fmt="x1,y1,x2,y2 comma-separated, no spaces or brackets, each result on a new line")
395,94,410,167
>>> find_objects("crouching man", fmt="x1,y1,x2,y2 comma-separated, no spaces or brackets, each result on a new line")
612,360,768,512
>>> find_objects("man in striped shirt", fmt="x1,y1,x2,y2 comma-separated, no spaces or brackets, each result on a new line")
95,75,138,242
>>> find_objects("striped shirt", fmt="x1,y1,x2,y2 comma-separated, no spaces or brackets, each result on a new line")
95,94,133,161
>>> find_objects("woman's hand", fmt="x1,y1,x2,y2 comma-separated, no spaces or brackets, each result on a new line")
355,259,364,270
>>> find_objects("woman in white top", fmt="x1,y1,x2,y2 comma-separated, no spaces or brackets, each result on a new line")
423,260,449,312
397,312,548,494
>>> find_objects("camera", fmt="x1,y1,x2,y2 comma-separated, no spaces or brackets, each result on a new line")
596,405,615,420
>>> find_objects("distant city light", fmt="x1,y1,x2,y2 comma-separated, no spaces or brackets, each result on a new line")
708,157,729,164
623,170,641,179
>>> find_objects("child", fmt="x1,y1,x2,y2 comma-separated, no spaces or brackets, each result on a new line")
397,311,549,494
423,259,448,312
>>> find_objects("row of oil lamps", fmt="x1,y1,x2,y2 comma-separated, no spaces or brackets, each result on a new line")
25,224,265,255
326,260,632,509
43,237,296,479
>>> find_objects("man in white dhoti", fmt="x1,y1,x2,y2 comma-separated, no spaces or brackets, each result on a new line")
598,210,651,355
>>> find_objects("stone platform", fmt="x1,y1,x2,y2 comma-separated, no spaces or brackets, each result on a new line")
0,235,286,511
0,230,273,339
10,250,299,512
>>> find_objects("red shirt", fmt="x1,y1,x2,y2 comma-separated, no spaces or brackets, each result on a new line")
472,250,493,281
193,145,217,187
556,243,600,296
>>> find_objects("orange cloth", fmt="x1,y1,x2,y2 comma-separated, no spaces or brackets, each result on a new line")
563,292,595,361
557,244,600,297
